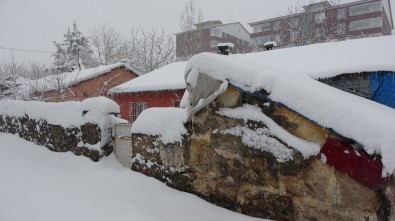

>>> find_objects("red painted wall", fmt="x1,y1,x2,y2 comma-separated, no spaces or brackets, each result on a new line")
112,89,185,122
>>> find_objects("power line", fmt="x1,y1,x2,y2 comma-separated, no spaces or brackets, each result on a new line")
0,46,52,54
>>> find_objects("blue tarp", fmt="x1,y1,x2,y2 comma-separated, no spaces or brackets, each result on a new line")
369,71,395,108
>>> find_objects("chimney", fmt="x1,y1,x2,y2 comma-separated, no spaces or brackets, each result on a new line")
217,43,234,55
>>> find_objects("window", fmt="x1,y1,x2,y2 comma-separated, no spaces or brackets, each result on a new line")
290,17,300,28
252,25,261,33
315,12,326,24
210,28,223,37
290,31,299,43
337,23,347,34
315,26,326,39
349,2,381,16
252,22,271,33
273,21,281,31
252,22,272,33
252,35,271,45
261,22,272,32
129,102,147,123
274,34,281,42
337,8,346,19
172,100,181,107
349,17,382,31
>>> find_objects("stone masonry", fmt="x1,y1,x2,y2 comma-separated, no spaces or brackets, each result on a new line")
130,86,395,221
0,115,112,161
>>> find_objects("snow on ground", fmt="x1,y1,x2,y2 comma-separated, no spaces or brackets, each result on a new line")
0,133,266,221
109,62,187,94
235,35,395,79
132,108,188,144
186,53,395,176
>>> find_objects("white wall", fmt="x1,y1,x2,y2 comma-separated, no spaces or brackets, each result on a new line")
216,23,251,41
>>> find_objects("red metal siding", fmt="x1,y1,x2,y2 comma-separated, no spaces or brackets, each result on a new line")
112,90,185,122
319,138,387,190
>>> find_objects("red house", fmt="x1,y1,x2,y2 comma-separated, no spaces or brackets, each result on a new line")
109,62,187,122
31,61,141,102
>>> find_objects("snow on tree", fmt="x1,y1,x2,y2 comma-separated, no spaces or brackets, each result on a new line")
52,21,94,72
0,52,28,100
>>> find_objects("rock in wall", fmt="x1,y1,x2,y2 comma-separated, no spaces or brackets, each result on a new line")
0,115,112,161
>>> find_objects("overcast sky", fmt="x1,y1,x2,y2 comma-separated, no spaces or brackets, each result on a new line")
0,0,393,64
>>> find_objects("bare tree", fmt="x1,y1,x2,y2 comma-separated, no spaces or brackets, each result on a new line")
177,0,204,60
0,52,28,100
123,27,175,73
90,25,124,65
26,61,49,80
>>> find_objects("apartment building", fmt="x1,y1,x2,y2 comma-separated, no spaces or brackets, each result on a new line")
175,20,251,60
249,0,393,48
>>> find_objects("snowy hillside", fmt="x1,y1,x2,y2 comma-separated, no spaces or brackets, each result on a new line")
0,133,266,221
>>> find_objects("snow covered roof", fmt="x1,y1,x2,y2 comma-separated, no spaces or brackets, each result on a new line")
185,52,395,176
109,62,187,94
31,62,141,92
236,35,395,79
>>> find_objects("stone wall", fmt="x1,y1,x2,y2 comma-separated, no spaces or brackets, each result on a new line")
0,114,112,161
130,86,395,221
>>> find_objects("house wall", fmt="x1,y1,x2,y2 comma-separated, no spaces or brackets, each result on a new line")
112,89,185,122
42,67,138,102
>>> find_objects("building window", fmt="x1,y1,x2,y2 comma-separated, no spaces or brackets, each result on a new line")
210,28,223,37
273,34,281,42
252,25,260,33
129,102,147,123
172,100,181,107
252,22,271,33
337,8,346,19
337,23,347,34
315,12,326,24
290,17,300,28
349,2,381,16
349,17,382,31
252,35,272,45
290,31,299,43
273,21,281,31
262,22,272,32
315,26,326,39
